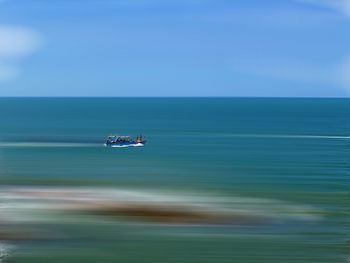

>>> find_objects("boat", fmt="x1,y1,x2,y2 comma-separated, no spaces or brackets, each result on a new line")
105,134,147,147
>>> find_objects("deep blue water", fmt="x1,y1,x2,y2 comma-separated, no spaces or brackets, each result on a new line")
0,98,348,263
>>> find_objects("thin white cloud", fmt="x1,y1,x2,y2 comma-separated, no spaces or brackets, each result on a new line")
0,26,42,58
304,0,350,93
290,0,350,94
0,25,43,83
296,0,350,17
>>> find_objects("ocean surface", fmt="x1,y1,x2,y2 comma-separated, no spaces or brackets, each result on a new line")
0,98,348,263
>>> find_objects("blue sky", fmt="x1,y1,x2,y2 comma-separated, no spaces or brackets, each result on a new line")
0,0,349,97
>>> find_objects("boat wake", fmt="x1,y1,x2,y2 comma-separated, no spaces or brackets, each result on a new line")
0,141,146,149
213,134,350,140
0,142,100,148
109,143,145,148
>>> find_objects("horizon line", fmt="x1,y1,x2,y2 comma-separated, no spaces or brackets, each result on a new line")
0,96,349,99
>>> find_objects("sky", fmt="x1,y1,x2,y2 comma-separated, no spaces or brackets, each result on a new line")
0,0,349,97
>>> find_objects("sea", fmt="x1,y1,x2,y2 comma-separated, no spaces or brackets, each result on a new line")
0,98,348,263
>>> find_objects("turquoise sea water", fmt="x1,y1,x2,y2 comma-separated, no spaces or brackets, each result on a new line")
0,98,349,263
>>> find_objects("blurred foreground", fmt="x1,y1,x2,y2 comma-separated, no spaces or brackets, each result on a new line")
0,186,323,262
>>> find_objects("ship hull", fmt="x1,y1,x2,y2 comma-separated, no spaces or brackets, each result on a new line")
105,140,146,147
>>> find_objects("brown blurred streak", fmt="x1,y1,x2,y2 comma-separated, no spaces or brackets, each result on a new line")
81,204,267,225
